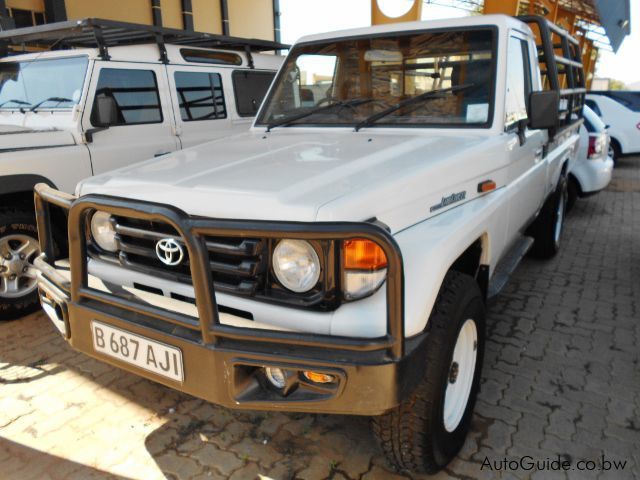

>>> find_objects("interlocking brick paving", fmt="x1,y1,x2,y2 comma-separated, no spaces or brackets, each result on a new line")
1,156,639,479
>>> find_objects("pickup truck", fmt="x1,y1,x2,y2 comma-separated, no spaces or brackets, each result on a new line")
0,18,284,320
34,14,585,473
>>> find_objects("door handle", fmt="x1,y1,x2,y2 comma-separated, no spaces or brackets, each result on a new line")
155,152,170,157
534,147,544,158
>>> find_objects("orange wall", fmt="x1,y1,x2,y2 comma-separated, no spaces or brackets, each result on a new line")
192,0,222,34
228,0,273,40
65,0,154,24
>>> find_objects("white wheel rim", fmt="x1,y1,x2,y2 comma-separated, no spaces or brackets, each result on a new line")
443,319,478,433
0,234,40,299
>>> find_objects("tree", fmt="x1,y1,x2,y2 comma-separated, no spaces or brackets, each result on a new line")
609,79,627,90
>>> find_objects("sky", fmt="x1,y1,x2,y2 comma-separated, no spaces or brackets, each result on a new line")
279,0,639,87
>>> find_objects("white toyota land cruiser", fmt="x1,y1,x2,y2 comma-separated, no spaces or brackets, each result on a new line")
0,18,284,319
35,15,584,474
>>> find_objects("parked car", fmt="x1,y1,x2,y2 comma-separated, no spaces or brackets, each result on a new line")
585,90,640,163
34,15,583,474
0,18,284,320
567,105,613,210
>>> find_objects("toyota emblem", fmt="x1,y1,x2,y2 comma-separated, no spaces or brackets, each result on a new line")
155,238,184,266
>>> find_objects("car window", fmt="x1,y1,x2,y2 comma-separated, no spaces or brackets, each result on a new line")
232,70,276,117
585,99,602,117
504,36,531,128
174,71,226,121
592,91,640,112
582,105,605,133
91,68,162,126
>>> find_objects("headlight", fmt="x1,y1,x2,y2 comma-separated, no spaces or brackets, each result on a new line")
342,238,387,300
90,211,117,252
272,239,321,293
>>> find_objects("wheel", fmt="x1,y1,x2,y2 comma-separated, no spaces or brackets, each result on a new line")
0,208,43,321
527,173,568,259
609,138,621,166
372,271,485,474
566,176,579,212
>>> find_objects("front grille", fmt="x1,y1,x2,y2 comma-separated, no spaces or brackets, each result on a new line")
111,217,268,297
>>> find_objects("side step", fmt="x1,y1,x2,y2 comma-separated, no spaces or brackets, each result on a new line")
487,235,534,300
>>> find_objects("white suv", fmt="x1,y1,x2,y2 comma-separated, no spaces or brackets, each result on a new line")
585,91,640,163
0,18,283,320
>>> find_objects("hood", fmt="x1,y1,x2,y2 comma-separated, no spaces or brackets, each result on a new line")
79,129,503,233
0,125,76,151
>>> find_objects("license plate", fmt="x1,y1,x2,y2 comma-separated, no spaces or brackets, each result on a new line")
91,321,184,382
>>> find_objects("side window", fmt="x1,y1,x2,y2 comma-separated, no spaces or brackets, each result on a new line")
504,36,532,128
174,71,226,121
232,70,276,117
91,68,162,126
585,99,602,117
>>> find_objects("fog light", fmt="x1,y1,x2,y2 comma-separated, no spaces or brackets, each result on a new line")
303,371,335,384
264,367,287,389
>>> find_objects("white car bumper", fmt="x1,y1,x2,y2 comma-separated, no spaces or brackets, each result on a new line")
571,155,614,195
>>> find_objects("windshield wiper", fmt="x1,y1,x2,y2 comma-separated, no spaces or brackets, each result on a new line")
353,84,475,132
266,98,375,132
29,96,73,112
0,99,31,112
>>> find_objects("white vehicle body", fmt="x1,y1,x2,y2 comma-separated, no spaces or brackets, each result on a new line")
585,92,640,156
35,14,584,474
0,31,282,318
0,44,282,193
569,105,613,200
70,14,579,338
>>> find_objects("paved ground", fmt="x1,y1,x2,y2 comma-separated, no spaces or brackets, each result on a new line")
1,156,639,480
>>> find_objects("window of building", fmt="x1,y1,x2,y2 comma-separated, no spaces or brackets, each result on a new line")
174,71,226,121
11,8,36,28
504,36,532,128
91,69,162,126
232,70,276,117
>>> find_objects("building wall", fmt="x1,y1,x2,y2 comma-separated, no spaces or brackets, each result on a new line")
160,0,182,29
2,0,276,40
228,0,273,40
65,0,153,25
192,0,222,34
7,0,43,11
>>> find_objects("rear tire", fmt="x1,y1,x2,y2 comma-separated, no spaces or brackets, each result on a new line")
609,139,621,166
372,271,485,474
527,173,567,259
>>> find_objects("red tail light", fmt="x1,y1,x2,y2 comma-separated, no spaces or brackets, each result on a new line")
587,137,597,158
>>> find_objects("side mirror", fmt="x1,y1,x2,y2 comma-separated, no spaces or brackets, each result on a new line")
528,90,559,130
93,95,118,127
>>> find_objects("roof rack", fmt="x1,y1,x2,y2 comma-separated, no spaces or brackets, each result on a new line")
0,18,289,67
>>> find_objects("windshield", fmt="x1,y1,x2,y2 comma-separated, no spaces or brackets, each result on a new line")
0,56,89,111
257,28,495,128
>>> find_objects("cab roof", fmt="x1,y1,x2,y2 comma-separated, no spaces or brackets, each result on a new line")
294,14,531,45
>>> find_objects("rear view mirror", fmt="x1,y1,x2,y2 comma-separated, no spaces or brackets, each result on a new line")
93,95,118,127
528,90,559,130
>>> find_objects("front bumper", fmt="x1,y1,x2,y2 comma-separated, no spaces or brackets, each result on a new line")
34,184,426,416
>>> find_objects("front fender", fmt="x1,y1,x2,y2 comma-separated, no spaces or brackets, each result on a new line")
394,188,509,337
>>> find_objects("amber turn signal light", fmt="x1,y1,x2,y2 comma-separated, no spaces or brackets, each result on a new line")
477,180,496,193
343,239,388,270
303,371,335,384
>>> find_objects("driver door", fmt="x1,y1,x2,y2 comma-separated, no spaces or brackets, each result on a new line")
83,62,179,175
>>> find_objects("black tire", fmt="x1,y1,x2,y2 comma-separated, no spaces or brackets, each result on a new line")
527,173,568,259
609,138,621,166
0,208,42,321
372,271,485,474
566,176,579,212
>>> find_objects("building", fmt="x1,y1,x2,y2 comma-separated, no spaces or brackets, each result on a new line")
0,0,281,42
